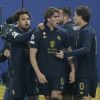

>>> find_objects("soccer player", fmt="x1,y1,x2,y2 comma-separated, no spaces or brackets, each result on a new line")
58,7,79,100
6,9,38,100
56,6,98,100
30,7,75,100
0,42,13,100
58,7,79,49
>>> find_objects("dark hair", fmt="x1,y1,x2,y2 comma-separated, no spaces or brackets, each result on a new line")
44,7,59,21
14,9,30,22
59,7,71,17
75,6,91,23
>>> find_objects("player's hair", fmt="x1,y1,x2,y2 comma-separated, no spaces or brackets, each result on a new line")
59,7,71,17
75,6,91,23
14,9,31,22
44,7,59,21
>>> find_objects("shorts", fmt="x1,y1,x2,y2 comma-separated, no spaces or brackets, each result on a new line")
38,75,65,96
76,77,97,97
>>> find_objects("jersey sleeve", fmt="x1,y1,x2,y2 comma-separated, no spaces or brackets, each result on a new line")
64,30,93,58
6,28,35,43
29,28,41,49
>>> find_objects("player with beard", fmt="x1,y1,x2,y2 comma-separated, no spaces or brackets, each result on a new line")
56,6,98,100
58,7,79,100
6,9,38,100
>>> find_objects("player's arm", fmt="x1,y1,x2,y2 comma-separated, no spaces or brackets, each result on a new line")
65,47,75,83
6,28,35,42
59,30,75,83
56,51,75,82
29,30,47,84
56,30,92,59
0,49,11,62
0,42,11,62
0,50,7,62
30,48,47,84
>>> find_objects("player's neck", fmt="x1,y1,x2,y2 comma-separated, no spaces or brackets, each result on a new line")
18,27,29,32
79,21,88,28
64,18,72,24
46,22,54,31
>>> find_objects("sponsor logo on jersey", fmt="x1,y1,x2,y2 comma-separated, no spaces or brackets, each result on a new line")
12,31,19,38
49,40,55,48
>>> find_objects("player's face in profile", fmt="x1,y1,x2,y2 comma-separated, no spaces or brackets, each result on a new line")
58,9,64,25
74,12,81,26
49,12,59,28
17,14,30,30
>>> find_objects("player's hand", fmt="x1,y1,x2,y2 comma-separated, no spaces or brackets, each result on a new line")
37,23,45,30
69,71,75,83
4,49,11,58
56,50,64,59
37,72,48,84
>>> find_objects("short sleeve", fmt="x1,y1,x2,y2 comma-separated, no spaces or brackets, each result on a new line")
29,28,41,49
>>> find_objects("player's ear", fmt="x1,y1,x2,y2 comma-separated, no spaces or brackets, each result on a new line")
16,21,19,26
79,15,83,21
64,15,68,21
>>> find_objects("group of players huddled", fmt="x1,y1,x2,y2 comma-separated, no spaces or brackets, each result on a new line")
0,5,98,100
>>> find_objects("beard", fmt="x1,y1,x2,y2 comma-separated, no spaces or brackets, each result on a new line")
21,25,31,32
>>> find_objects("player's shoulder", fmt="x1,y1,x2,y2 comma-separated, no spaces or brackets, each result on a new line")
34,27,43,34
32,27,43,37
56,26,69,40
56,26,68,34
82,24,95,35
